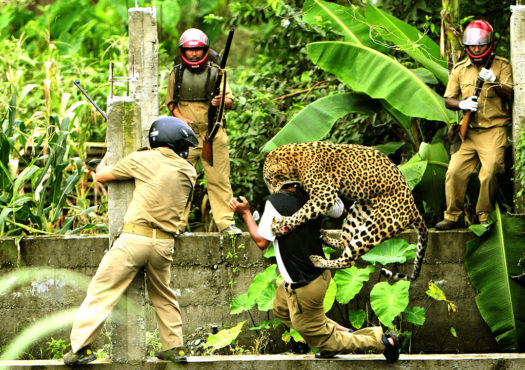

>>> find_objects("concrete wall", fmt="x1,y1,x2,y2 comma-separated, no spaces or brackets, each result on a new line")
0,230,498,358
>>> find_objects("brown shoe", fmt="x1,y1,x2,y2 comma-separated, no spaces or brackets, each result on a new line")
63,346,96,365
156,346,188,363
435,219,459,230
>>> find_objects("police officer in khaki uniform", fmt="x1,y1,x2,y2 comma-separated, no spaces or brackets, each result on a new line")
230,185,399,362
64,118,198,365
165,28,241,235
436,20,513,230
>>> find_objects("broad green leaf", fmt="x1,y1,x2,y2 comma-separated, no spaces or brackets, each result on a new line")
333,265,376,304
364,4,448,84
370,280,410,327
246,265,278,310
205,321,245,350
349,309,366,329
410,68,439,85
412,142,449,216
404,306,426,326
361,238,416,265
307,41,455,123
230,293,255,314
374,142,405,156
323,278,337,312
450,327,458,338
398,154,427,190
262,93,381,152
263,244,275,258
303,0,372,47
464,206,525,350
469,224,490,237
256,283,276,312
282,328,305,344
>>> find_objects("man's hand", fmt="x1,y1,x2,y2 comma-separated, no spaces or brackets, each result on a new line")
211,95,233,109
479,68,496,83
458,96,478,112
229,196,250,216
95,153,117,183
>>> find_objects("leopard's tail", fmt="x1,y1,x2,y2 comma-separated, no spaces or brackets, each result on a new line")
381,214,428,281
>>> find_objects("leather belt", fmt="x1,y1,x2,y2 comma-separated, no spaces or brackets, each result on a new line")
122,224,173,239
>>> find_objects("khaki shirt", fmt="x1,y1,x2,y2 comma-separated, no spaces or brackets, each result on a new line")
110,147,197,234
444,56,512,128
165,65,233,128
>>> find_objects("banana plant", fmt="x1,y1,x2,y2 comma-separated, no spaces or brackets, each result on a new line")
464,206,525,351
263,0,455,153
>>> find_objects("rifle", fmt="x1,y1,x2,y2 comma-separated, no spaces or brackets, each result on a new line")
74,80,107,121
202,29,234,166
459,14,511,140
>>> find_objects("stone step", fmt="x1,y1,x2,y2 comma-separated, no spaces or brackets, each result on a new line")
3,353,525,369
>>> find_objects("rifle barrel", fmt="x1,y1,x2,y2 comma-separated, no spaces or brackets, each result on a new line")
74,80,108,121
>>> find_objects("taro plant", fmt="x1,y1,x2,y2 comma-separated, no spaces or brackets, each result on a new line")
218,237,454,353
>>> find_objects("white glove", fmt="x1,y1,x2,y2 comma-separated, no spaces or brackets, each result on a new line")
479,68,496,83
458,96,478,112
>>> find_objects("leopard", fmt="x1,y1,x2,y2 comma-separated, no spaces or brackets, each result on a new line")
263,141,428,281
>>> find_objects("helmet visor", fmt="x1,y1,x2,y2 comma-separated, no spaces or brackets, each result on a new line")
463,28,493,46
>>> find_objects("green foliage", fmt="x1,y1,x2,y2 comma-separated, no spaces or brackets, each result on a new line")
464,206,525,351
205,321,246,350
361,238,416,266
348,309,366,330
370,280,410,327
46,338,69,360
333,265,376,304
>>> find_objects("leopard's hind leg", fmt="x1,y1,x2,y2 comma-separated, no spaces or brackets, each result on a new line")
311,195,413,269
320,201,368,251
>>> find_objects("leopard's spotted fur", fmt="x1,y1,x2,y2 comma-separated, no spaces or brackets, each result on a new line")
263,141,428,281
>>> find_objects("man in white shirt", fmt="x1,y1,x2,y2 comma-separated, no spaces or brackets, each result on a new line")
229,183,399,361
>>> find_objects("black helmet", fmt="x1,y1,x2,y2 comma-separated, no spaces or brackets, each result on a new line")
149,117,198,159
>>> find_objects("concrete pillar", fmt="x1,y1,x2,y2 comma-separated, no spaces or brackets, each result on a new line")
128,6,159,146
105,98,146,362
511,6,525,210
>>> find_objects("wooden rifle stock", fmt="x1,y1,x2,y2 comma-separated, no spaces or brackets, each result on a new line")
203,29,235,166
459,110,471,140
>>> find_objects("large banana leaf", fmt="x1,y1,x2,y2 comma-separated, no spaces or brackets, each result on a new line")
364,4,448,84
262,93,381,152
464,206,525,351
302,0,376,48
412,142,449,216
307,41,455,124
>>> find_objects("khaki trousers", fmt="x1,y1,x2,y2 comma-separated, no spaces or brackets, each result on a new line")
444,126,507,222
187,124,235,231
273,270,385,353
70,233,182,352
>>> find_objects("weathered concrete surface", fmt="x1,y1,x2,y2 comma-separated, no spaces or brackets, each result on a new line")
0,229,500,359
511,5,525,209
2,353,525,369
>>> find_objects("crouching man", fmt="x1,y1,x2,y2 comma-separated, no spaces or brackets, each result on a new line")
64,117,197,365
230,183,399,361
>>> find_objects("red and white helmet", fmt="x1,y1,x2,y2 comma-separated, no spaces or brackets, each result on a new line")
463,20,494,64
179,28,210,69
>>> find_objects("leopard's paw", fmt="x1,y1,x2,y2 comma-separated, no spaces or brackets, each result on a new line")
309,254,327,267
271,217,292,236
